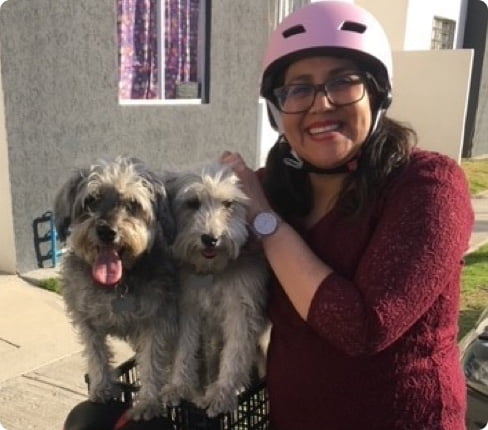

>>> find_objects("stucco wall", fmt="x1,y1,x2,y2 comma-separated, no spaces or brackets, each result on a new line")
0,0,269,272
0,37,16,274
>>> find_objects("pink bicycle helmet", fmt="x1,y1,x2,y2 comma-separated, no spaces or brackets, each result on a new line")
260,1,393,101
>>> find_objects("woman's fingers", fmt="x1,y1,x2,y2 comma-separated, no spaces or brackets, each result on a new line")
220,151,248,173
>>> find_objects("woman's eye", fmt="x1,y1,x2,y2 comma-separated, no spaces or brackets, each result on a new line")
222,200,233,209
288,84,313,98
329,75,360,89
185,198,201,210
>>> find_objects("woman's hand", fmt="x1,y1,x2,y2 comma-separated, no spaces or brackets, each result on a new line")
220,152,333,320
219,151,272,221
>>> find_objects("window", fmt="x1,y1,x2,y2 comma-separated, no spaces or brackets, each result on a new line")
117,0,210,102
431,16,456,50
267,0,309,33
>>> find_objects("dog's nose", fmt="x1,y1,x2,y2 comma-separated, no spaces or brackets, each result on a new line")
201,234,218,247
96,224,117,243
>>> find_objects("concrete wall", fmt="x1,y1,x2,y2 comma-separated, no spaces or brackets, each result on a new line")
471,25,488,156
463,0,488,157
389,49,473,162
0,0,269,272
0,36,16,274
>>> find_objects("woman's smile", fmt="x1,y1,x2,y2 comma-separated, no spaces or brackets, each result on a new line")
305,120,343,141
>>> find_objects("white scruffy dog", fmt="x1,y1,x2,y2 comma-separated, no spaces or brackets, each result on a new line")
161,163,269,417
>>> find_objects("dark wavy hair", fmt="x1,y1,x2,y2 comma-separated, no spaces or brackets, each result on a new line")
262,116,417,219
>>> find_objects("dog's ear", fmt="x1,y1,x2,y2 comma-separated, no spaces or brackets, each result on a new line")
140,168,177,245
53,169,88,242
154,182,177,245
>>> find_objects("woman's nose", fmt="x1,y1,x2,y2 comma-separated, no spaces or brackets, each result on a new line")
309,89,334,113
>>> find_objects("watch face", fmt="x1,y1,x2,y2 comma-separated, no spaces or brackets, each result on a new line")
254,212,278,236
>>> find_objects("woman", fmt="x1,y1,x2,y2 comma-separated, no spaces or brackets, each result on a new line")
222,1,474,429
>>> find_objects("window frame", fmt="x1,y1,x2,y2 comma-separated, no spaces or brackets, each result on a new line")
431,16,456,50
119,0,211,105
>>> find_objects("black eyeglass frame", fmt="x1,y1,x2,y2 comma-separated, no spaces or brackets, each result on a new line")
272,71,379,114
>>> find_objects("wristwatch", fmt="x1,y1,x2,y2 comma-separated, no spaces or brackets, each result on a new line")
252,211,281,238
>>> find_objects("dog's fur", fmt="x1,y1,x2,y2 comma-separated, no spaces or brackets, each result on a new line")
54,157,178,420
161,163,269,417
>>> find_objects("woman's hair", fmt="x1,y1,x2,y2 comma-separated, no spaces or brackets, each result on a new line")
262,116,417,218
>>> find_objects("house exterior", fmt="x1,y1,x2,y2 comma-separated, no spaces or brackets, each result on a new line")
0,0,271,273
0,0,484,273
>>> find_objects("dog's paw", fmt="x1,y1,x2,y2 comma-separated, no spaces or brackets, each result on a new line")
128,399,165,421
195,383,238,418
160,383,195,407
88,380,122,403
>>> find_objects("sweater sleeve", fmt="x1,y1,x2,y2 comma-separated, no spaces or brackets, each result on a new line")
306,154,474,356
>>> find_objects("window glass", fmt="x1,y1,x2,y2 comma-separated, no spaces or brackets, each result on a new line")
431,16,456,50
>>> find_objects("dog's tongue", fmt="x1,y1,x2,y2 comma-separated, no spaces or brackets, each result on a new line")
92,248,122,287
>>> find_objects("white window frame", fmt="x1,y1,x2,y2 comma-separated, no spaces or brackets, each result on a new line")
120,0,209,106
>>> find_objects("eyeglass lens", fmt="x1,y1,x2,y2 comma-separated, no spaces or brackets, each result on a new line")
275,74,366,113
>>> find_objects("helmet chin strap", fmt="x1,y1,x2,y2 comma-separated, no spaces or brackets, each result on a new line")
274,96,390,175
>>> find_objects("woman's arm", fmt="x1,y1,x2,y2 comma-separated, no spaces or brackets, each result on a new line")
307,156,473,355
221,152,474,355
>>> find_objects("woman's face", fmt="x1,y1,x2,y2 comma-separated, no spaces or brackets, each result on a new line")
280,56,372,169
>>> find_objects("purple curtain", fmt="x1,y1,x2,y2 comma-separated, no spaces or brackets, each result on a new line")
117,0,201,99
164,0,200,98
117,0,159,99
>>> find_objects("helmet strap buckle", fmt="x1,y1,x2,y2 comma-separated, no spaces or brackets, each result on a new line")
283,149,304,169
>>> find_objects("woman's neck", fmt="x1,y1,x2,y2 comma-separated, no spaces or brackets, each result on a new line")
302,173,348,228
310,172,347,200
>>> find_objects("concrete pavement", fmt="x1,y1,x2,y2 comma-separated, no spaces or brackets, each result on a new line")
0,275,133,430
0,194,488,430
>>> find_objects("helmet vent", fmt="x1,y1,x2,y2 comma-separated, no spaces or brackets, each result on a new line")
282,24,306,39
340,21,367,34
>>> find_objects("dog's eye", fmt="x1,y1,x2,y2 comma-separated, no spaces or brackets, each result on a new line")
185,198,201,210
83,196,98,210
222,200,233,209
126,201,140,214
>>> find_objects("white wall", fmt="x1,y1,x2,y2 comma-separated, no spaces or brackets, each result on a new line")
354,0,467,51
257,99,278,167
389,49,473,162
355,0,409,51
404,0,467,50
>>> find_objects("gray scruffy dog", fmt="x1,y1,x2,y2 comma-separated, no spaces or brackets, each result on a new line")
161,162,269,417
54,157,178,420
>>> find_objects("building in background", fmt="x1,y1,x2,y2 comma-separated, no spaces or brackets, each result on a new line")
0,0,486,272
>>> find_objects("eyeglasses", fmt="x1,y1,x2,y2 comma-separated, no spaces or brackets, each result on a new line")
272,72,371,114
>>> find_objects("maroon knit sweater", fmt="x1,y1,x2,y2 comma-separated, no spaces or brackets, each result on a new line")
266,150,474,430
